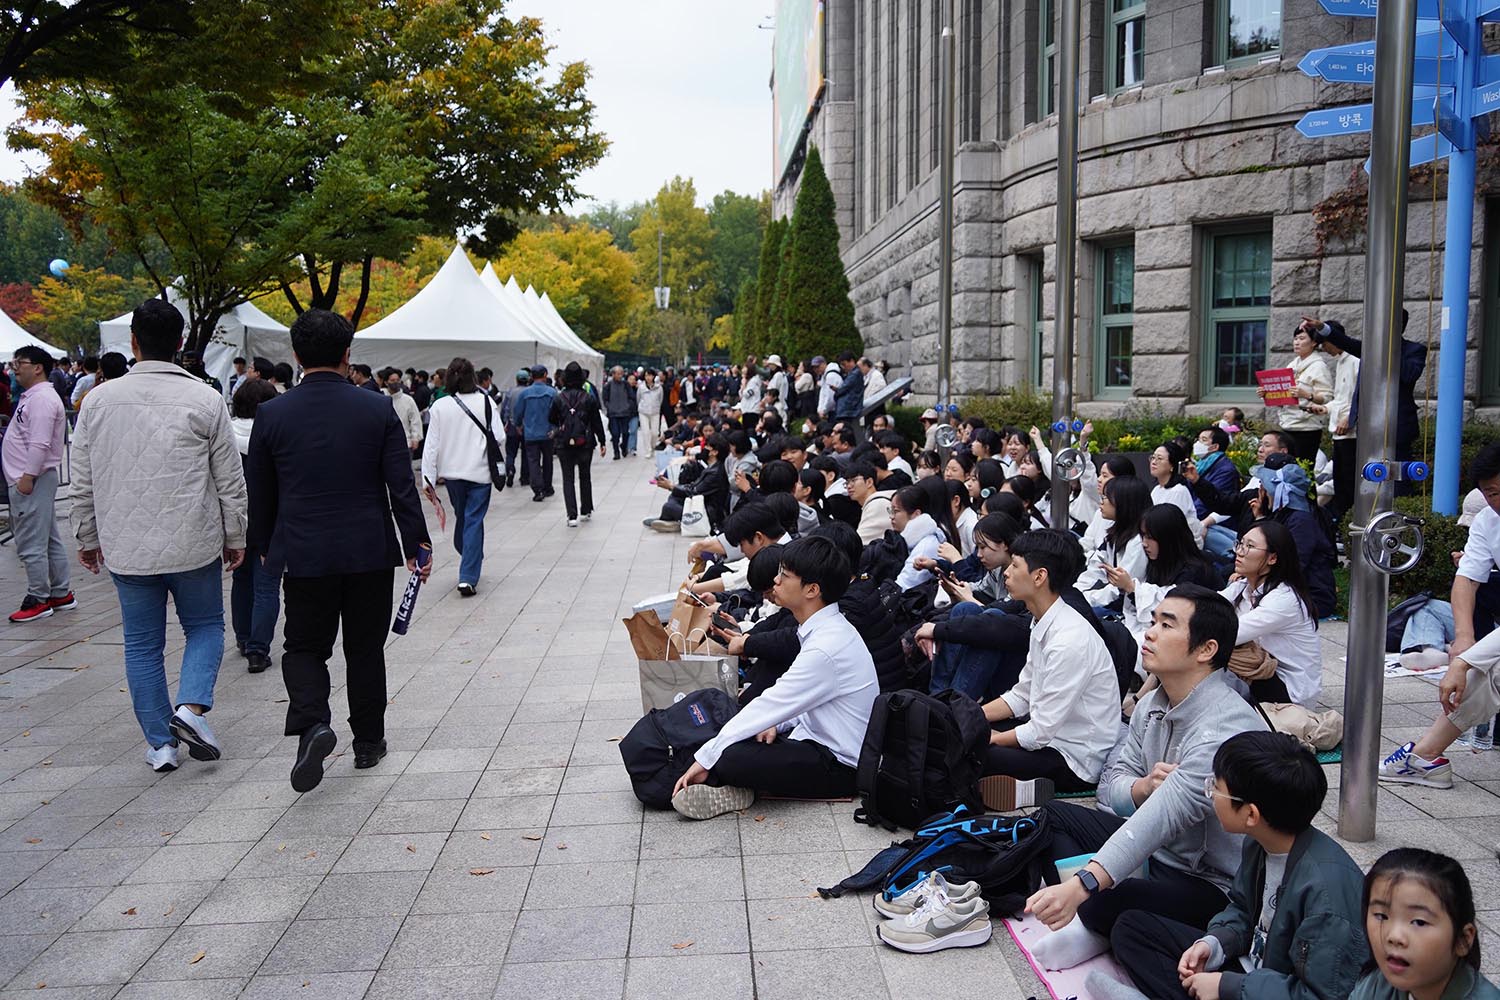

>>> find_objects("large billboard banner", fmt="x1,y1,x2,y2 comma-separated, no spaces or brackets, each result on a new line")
773,0,824,181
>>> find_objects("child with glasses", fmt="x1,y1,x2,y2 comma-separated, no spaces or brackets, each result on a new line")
1095,731,1367,1000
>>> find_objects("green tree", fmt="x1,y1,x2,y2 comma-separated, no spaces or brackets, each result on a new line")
750,216,786,357
781,146,860,361
765,217,796,357
493,223,642,345
26,266,154,352
730,275,756,360
628,177,715,334
580,200,645,252
707,189,767,320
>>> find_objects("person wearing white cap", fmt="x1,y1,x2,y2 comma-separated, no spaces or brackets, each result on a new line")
764,355,789,409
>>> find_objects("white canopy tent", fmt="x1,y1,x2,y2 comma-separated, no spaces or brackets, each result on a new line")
352,245,595,377
499,274,604,373
475,263,580,373
0,309,66,357
98,289,290,388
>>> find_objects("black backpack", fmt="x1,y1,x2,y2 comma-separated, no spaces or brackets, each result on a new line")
854,689,990,831
556,388,592,447
619,688,740,808
820,804,1053,918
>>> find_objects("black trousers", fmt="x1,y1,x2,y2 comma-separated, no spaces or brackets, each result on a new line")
506,430,524,484
607,415,631,456
524,439,554,497
709,737,856,798
557,445,595,520
983,744,1096,793
281,568,395,745
1110,910,1209,1000
1284,429,1323,466
1040,801,1230,937
1331,437,1357,522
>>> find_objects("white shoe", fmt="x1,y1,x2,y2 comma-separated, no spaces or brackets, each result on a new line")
876,889,993,953
670,784,754,820
169,706,222,762
1378,742,1454,788
873,870,982,918
147,743,180,772
567,518,579,527
581,513,591,521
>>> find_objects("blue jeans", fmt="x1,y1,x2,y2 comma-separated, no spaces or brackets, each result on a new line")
230,547,282,656
1402,600,1455,651
928,603,1026,701
446,479,491,586
627,415,639,453
1204,523,1238,563
111,560,225,750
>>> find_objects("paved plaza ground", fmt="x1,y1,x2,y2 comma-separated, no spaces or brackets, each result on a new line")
2,452,1500,998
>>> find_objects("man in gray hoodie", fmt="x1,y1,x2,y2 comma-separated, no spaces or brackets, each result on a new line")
1023,583,1268,971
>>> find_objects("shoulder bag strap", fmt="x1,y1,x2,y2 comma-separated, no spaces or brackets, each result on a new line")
453,395,504,477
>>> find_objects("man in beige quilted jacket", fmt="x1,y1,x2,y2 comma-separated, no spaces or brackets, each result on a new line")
71,298,247,775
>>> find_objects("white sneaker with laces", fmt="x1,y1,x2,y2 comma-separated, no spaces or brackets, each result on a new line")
567,518,579,527
873,870,982,918
169,706,222,762
876,888,992,953
147,743,180,772
1378,741,1453,788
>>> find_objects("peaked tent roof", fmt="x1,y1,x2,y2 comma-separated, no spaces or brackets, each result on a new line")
97,287,289,389
0,308,66,356
352,245,588,376
503,275,602,365
537,290,602,361
476,263,577,360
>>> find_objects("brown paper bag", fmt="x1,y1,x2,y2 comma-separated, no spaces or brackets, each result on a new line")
621,611,669,661
666,592,715,651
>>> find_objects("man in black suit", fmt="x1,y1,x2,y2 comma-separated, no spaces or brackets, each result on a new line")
247,309,432,793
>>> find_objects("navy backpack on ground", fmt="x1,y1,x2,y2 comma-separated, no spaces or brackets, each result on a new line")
820,804,1052,918
854,688,990,831
619,688,740,809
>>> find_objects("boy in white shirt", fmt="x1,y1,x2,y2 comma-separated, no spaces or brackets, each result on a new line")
671,535,878,819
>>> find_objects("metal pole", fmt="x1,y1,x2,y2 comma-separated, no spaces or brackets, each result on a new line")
1433,147,1475,515
936,8,955,412
1339,0,1418,842
1050,0,1080,519
657,230,665,306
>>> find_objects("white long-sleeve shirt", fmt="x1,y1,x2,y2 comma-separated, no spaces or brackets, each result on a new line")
1458,505,1500,585
1082,534,1147,608
420,391,502,486
695,603,878,770
1220,578,1323,707
896,514,947,590
998,596,1120,783
1329,352,1359,439
1153,481,1205,547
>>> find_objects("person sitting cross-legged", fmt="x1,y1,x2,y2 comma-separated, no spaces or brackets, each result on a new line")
1380,623,1500,790
1023,584,1268,972
670,535,878,819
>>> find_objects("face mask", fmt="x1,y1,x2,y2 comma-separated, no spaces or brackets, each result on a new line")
1191,441,1210,458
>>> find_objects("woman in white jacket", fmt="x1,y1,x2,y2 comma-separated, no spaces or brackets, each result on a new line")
1220,519,1322,707
891,479,960,591
636,371,664,457
1077,475,1150,609
420,358,503,596
1261,325,1333,465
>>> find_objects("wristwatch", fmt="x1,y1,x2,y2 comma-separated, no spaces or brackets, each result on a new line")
1075,869,1101,896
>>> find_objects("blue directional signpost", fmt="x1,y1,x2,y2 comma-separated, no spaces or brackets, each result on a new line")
1298,0,1500,514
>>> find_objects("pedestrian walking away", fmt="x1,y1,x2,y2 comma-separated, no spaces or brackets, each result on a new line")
70,299,248,774
513,365,559,501
551,361,608,526
247,309,432,793
602,365,636,460
229,378,284,674
4,345,73,624
422,356,503,596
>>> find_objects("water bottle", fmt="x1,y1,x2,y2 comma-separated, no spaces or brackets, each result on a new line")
1476,721,1494,752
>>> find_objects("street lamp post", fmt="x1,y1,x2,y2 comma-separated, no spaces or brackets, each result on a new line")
1050,0,1081,519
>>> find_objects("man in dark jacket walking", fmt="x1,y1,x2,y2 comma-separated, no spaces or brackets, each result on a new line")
247,309,431,793
832,350,865,430
601,365,636,460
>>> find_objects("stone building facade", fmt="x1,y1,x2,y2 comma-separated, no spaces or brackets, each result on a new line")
774,0,1493,420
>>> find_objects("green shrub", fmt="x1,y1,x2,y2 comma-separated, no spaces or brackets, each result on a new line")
888,404,927,448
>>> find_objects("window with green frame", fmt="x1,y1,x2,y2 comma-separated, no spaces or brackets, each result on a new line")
1096,244,1135,395
1216,0,1281,65
1204,230,1272,393
1109,0,1145,92
1029,258,1045,387
1039,0,1056,118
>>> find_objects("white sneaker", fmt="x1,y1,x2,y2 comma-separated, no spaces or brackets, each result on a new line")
567,518,579,527
873,870,982,918
876,889,993,953
670,783,754,820
1378,742,1453,788
581,513,591,521
147,743,180,772
169,706,222,761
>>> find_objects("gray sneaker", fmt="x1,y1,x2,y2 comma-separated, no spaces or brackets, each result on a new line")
877,890,992,953
169,706,222,762
873,870,982,918
670,783,754,820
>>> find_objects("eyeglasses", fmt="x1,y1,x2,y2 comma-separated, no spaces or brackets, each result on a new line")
1203,775,1244,804
1233,540,1264,554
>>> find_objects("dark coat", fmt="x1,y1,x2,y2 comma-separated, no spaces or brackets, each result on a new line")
247,372,429,577
1321,319,1427,452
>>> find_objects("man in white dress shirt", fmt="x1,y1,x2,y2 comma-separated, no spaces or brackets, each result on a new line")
670,535,878,819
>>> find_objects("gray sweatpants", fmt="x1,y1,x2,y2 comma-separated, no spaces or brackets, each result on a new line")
9,468,70,601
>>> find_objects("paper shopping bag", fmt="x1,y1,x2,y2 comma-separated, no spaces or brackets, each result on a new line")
621,611,669,661
666,593,715,649
638,653,739,713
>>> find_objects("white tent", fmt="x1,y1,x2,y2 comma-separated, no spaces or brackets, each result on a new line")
500,274,605,373
352,244,588,376
0,309,66,357
537,289,604,364
98,289,290,388
475,263,583,372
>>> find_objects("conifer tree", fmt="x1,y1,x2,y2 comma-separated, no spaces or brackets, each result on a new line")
781,145,860,361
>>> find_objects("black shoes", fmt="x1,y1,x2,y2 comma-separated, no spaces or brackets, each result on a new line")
353,739,387,769
246,652,271,674
532,494,545,502
506,474,515,488
291,723,337,793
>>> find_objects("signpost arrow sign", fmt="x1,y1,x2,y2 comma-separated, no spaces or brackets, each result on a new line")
1297,31,1453,79
1314,52,1454,85
1318,0,1443,18
1296,99,1439,137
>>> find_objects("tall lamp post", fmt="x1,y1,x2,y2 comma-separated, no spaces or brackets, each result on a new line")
1049,0,1081,519
936,5,955,415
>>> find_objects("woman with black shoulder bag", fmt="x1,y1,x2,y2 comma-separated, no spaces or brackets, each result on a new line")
421,357,504,597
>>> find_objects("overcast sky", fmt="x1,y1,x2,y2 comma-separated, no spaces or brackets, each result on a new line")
0,1,776,210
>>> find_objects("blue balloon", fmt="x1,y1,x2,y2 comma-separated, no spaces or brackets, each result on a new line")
48,259,69,278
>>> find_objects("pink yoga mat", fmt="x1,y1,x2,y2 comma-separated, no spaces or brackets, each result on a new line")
1004,914,1134,1000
